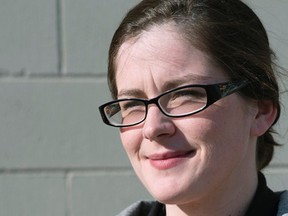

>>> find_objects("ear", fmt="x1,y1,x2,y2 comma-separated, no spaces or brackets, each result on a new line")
250,100,278,136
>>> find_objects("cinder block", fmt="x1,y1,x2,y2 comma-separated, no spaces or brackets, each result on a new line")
0,0,58,75
64,0,139,74
0,173,66,216
0,79,129,169
70,173,152,216
272,83,288,166
246,0,288,69
264,170,288,191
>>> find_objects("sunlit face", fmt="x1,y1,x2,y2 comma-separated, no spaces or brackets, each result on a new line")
115,24,258,205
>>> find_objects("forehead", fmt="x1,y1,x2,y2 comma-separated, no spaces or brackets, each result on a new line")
115,24,226,96
116,24,198,69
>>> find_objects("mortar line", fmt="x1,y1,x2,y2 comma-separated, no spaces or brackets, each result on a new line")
65,172,74,216
56,0,66,75
0,167,133,174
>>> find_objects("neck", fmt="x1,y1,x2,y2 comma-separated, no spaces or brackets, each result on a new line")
166,166,258,216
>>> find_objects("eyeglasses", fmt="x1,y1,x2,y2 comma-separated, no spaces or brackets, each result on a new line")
99,80,248,127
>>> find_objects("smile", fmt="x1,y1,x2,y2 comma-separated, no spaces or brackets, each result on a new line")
147,150,196,170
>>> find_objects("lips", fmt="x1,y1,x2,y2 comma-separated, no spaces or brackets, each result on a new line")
147,150,195,170
148,151,194,160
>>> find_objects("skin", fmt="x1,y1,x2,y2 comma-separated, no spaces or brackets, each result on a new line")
114,23,277,216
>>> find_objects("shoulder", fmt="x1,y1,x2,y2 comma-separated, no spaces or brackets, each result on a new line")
116,200,165,216
277,191,288,216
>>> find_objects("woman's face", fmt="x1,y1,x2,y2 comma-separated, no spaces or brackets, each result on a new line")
115,24,259,204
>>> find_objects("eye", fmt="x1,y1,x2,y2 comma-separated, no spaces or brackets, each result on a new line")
160,87,207,111
171,88,206,101
121,100,143,110
120,100,145,117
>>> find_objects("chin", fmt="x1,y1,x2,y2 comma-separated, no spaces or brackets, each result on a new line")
144,177,197,205
153,191,194,205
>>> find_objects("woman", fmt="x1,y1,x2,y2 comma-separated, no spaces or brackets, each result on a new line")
99,0,288,215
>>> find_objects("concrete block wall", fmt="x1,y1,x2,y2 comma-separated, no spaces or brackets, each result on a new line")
0,0,287,215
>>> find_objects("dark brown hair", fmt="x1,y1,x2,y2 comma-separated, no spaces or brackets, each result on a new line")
107,0,281,170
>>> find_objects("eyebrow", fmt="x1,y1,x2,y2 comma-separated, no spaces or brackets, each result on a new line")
117,89,145,99
162,74,214,91
117,74,214,98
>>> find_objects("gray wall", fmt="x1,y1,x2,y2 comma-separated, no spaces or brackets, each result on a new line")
0,0,287,215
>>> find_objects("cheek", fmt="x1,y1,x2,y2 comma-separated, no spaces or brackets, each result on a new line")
181,101,252,157
119,128,142,157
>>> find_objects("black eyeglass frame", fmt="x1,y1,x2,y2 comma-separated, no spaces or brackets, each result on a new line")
99,80,249,127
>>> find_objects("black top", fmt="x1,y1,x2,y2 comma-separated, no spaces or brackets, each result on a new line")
126,172,280,216
245,172,280,216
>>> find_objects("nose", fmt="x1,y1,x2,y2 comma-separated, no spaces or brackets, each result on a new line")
143,105,176,142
